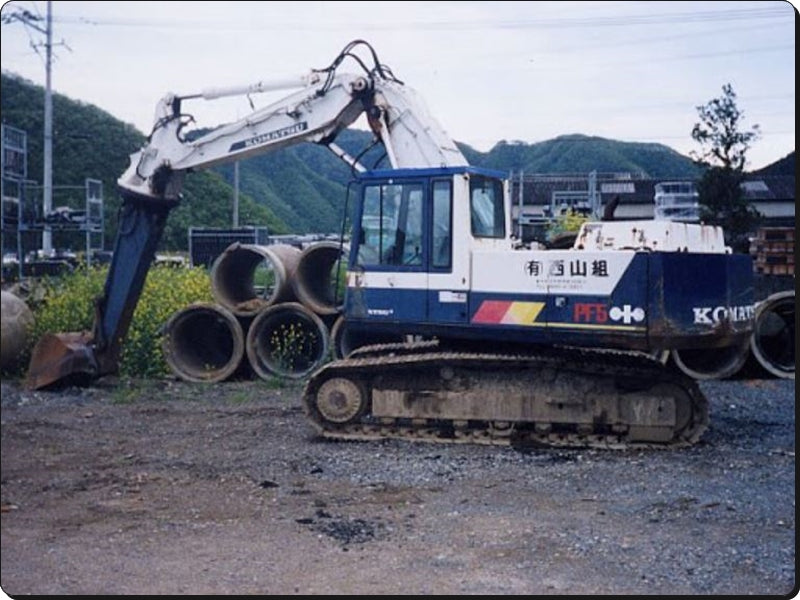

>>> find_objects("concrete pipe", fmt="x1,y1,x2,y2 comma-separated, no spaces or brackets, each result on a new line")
210,243,301,317
1,290,35,372
162,303,246,383
750,291,795,380
671,337,751,381
293,241,348,316
246,302,330,379
330,314,402,359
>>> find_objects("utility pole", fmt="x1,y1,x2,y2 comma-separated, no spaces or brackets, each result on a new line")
233,161,239,228
517,170,524,240
588,170,599,219
43,1,53,254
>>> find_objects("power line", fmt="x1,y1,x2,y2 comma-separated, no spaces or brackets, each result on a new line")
521,20,789,56
439,40,795,74
46,4,788,31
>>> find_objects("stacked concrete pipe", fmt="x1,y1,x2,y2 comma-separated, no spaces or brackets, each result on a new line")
246,302,329,379
161,303,246,383
164,243,300,381
292,241,348,316
164,242,337,382
210,243,301,318
671,289,795,381
750,290,794,380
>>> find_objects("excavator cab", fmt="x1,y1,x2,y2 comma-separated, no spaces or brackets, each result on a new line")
345,166,510,334
343,166,755,355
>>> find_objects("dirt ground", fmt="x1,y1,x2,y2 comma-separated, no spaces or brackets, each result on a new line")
0,375,795,596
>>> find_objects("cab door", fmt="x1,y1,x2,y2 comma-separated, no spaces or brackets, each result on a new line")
346,179,428,324
425,178,469,324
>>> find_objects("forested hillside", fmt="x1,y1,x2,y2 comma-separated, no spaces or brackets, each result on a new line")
467,135,701,178
753,151,796,176
212,129,388,235
2,72,733,251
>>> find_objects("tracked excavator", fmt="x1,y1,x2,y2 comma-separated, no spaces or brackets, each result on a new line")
26,40,754,449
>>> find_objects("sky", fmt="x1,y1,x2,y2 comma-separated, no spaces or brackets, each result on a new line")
0,0,795,171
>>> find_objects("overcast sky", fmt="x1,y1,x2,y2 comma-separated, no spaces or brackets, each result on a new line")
0,0,795,170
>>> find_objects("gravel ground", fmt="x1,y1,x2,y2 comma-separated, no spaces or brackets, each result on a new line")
0,374,795,596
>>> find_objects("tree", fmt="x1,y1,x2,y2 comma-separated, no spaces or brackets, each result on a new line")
690,84,761,252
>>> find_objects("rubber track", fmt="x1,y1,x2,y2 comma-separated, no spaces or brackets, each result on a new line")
303,343,709,450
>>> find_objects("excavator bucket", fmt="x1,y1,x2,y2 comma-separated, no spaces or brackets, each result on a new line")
25,332,98,390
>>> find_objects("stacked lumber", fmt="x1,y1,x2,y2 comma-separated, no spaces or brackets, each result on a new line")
750,227,794,276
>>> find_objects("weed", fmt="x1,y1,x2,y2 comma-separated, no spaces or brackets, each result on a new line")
26,264,213,378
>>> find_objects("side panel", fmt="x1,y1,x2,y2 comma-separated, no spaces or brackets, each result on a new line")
648,252,755,348
345,270,427,323
346,242,754,352
427,287,469,323
469,250,649,349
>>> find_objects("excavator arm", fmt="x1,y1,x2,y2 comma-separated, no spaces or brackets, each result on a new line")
26,40,466,389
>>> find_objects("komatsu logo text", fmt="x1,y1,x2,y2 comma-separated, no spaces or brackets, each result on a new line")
230,122,308,152
693,304,755,325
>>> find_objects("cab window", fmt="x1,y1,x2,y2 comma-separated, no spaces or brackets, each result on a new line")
358,182,424,267
470,176,505,238
432,180,452,269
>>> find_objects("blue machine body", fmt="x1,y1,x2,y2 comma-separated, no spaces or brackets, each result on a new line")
344,167,754,353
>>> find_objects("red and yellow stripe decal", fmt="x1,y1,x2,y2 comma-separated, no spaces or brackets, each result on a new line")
471,300,546,326
471,300,645,332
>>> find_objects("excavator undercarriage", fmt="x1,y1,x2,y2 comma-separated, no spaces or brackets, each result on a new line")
303,341,709,450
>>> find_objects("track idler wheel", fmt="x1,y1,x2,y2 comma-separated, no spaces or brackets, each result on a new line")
311,377,368,427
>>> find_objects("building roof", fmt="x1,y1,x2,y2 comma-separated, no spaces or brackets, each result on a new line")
513,173,795,207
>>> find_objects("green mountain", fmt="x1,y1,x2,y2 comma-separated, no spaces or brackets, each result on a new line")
467,135,702,178
753,151,795,176
2,72,743,252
